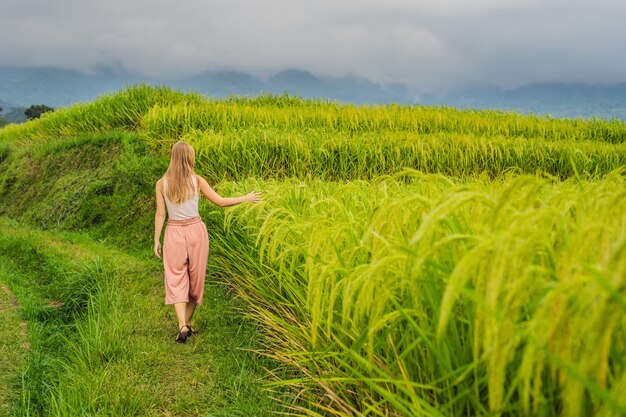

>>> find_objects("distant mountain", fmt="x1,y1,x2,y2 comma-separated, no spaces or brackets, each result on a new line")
1,66,626,121
172,70,266,97
263,69,406,104
423,82,626,119
0,66,142,108
1,106,27,123
0,66,410,113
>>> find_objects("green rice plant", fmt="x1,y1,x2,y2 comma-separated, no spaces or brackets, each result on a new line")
207,171,626,416
143,128,626,182
4,85,626,153
139,93,626,144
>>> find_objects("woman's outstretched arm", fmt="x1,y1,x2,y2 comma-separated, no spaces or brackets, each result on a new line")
196,175,261,207
154,179,167,258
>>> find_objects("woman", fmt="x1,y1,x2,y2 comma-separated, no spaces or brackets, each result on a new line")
153,141,261,343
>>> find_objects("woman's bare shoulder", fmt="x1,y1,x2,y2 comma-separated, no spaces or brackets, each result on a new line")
155,176,165,191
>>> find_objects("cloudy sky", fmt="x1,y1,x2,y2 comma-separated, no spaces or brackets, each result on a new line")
1,0,625,91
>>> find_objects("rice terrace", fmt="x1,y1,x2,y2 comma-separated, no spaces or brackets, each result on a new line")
0,84,625,416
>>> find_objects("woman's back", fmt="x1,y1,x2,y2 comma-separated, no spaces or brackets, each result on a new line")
163,175,199,220
154,140,261,343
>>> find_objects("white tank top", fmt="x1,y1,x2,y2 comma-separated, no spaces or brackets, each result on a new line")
163,175,200,220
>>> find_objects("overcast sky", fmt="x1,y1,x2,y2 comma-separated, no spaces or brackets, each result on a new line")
1,0,625,91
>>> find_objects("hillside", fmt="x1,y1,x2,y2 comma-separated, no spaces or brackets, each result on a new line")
1,85,625,416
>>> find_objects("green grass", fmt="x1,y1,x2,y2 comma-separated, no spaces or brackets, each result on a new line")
0,217,281,416
0,268,28,417
1,84,625,416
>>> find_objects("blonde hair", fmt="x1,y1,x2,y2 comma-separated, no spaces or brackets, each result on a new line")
164,141,196,204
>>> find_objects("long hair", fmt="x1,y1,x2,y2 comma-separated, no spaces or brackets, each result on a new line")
164,141,196,204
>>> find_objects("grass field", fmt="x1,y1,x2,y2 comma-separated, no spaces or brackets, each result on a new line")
0,85,624,416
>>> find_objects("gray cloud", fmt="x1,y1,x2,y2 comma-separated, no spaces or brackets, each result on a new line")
1,0,625,91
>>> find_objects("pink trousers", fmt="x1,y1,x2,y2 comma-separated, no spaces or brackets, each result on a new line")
163,216,209,305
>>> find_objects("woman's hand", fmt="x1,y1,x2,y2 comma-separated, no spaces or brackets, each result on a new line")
154,241,162,258
245,191,262,203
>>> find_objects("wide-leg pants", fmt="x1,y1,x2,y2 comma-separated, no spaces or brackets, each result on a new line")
163,216,209,305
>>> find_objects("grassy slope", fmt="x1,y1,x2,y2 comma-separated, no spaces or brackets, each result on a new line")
0,132,280,415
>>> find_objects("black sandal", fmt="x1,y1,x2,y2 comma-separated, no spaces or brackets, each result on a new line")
186,324,196,337
175,324,191,343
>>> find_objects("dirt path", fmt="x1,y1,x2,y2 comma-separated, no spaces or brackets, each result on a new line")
0,282,28,417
